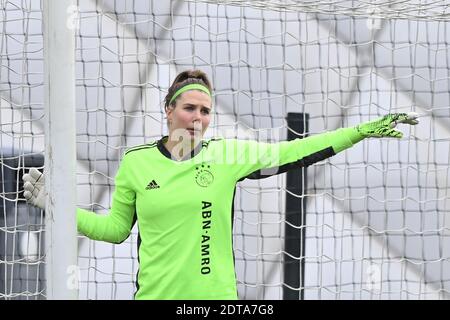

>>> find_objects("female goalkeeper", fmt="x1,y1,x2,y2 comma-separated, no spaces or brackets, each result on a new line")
22,69,419,300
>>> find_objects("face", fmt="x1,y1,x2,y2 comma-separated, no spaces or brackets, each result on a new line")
166,89,212,141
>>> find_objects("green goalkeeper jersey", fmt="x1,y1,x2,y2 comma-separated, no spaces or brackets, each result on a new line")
76,127,364,300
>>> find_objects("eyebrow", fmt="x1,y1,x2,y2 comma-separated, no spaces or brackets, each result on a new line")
183,103,211,111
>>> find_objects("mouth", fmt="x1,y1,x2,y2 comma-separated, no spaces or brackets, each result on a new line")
186,128,202,135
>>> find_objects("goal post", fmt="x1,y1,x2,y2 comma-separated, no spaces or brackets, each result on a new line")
43,0,78,299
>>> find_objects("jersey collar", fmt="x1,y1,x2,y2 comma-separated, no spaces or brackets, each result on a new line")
157,136,203,161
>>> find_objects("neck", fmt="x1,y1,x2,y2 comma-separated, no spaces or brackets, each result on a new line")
163,134,201,161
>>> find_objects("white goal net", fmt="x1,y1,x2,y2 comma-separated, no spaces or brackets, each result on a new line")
1,0,449,299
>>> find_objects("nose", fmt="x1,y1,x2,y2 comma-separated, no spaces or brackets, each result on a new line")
192,109,202,122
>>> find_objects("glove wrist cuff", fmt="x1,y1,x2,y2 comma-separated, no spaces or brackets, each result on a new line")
351,126,367,143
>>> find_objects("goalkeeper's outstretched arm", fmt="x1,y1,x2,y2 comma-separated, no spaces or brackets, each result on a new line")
22,156,136,244
237,112,419,180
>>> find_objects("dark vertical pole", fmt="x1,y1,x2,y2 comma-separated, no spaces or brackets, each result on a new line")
283,113,308,300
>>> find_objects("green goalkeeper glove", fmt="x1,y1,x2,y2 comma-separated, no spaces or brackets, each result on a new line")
22,168,46,210
356,112,419,139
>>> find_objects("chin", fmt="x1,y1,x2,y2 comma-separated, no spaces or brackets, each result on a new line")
192,133,203,140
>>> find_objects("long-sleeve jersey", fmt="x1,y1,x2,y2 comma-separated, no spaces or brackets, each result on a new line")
76,127,364,299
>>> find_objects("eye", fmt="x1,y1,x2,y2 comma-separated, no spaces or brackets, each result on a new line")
184,106,195,111
202,108,210,115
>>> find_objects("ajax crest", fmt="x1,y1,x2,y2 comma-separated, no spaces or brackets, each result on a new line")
195,164,214,187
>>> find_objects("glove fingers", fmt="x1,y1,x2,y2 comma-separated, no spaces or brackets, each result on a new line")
23,168,43,184
23,181,34,192
405,119,419,125
389,112,419,128
32,185,41,198
22,169,46,210
23,181,41,198
24,180,39,193
406,111,419,121
403,112,419,125
23,190,33,201
24,188,45,209
22,173,36,184
396,112,419,124
386,128,403,138
388,113,406,128
359,113,416,139
29,168,44,182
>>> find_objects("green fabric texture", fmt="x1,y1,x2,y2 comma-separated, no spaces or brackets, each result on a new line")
76,127,363,299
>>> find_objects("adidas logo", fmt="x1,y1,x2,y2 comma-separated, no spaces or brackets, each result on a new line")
145,180,160,190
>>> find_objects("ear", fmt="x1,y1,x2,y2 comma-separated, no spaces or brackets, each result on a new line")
166,105,174,123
